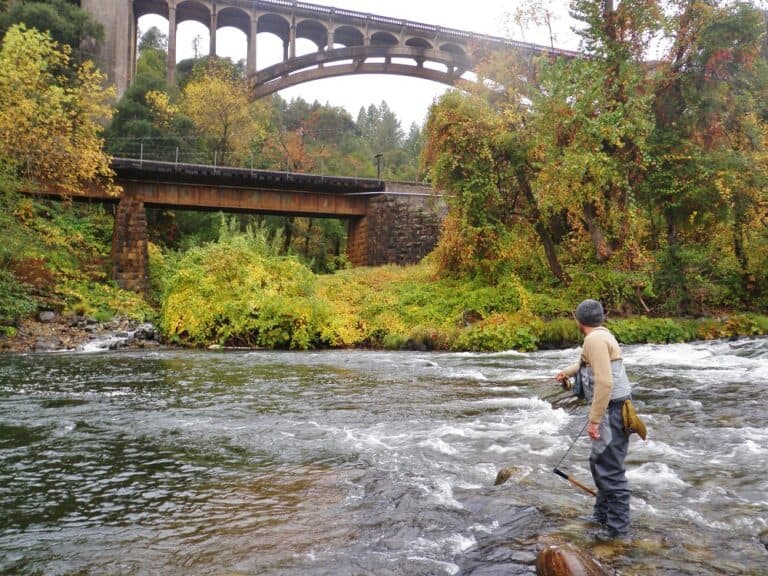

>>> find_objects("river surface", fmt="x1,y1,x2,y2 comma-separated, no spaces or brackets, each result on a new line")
1,339,767,575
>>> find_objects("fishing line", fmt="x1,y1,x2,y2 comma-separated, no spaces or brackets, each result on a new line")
555,419,589,470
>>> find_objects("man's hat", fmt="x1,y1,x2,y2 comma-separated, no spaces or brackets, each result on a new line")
575,299,605,327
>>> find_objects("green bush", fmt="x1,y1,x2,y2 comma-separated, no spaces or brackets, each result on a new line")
58,280,154,322
606,317,693,344
161,238,330,349
538,317,581,348
565,264,654,316
452,314,541,352
694,314,766,340
654,244,746,315
0,268,37,326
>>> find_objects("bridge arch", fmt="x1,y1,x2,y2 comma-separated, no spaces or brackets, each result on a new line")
82,0,579,102
175,0,211,28
333,26,364,48
405,38,433,50
371,31,399,47
218,6,250,36
296,19,328,49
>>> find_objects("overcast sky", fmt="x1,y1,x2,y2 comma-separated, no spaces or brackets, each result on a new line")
139,0,577,128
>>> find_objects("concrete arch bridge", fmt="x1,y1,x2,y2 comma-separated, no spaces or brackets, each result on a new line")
82,0,579,98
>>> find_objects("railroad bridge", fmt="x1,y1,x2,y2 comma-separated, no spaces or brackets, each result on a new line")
61,159,446,293
81,0,578,97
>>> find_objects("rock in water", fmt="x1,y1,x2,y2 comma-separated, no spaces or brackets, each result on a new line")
759,528,768,551
494,467,514,486
535,543,613,576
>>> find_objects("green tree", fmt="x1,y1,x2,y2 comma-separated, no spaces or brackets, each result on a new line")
644,1,768,311
179,60,269,166
104,27,197,163
0,0,103,64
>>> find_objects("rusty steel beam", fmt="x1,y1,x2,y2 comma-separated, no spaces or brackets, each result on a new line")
120,181,369,217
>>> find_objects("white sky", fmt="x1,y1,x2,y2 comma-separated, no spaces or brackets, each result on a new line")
139,0,577,128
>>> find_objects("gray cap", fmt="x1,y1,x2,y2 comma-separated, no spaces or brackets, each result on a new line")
575,299,605,327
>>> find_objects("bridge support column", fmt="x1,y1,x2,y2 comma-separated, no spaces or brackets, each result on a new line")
112,196,149,295
346,217,369,266
247,16,259,76
210,9,218,57
167,3,177,85
80,0,134,97
289,24,296,59
346,193,446,267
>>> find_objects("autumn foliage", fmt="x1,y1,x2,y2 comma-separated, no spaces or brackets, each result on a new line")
0,24,118,196
423,0,768,317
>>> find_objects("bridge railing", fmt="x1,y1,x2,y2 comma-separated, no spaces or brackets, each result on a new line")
106,137,386,180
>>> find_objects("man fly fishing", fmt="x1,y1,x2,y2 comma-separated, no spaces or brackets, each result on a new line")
554,299,645,541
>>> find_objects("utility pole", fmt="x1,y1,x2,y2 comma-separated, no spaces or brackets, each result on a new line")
374,153,383,179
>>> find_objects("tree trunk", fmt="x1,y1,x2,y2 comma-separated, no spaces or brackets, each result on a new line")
733,198,751,294
583,202,612,262
519,175,570,284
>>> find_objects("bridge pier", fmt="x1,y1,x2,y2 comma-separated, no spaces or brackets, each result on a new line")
346,192,446,266
112,196,149,295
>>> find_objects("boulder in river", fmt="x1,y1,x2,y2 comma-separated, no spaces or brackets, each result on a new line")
759,528,768,551
494,466,528,486
535,542,613,576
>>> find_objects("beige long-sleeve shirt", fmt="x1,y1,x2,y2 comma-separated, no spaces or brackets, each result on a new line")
562,327,623,424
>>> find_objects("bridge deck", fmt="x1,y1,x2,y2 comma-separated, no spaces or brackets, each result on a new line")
111,158,386,195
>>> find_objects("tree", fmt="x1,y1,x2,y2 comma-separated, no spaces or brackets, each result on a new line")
104,27,197,163
178,60,269,165
643,0,768,311
0,0,103,64
0,24,117,196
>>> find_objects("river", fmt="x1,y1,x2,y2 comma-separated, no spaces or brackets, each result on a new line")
1,339,766,575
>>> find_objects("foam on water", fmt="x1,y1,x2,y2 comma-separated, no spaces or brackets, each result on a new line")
445,369,488,381
419,437,457,455
627,462,689,489
630,438,699,461
423,478,463,510
471,396,549,410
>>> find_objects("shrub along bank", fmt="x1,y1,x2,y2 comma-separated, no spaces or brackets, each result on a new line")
154,226,768,351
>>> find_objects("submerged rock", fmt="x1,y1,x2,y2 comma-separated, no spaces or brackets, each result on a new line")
535,543,613,576
759,528,768,551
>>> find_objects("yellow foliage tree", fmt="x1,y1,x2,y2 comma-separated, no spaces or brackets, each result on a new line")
0,24,119,196
179,62,268,166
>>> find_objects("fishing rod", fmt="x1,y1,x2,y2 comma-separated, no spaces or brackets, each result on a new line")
552,420,597,497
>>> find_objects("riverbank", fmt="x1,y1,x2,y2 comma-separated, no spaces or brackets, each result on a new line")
3,306,767,354
0,313,162,353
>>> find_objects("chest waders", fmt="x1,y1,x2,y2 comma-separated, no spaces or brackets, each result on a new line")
580,361,632,536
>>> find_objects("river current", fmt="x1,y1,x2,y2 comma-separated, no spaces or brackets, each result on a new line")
1,339,766,575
